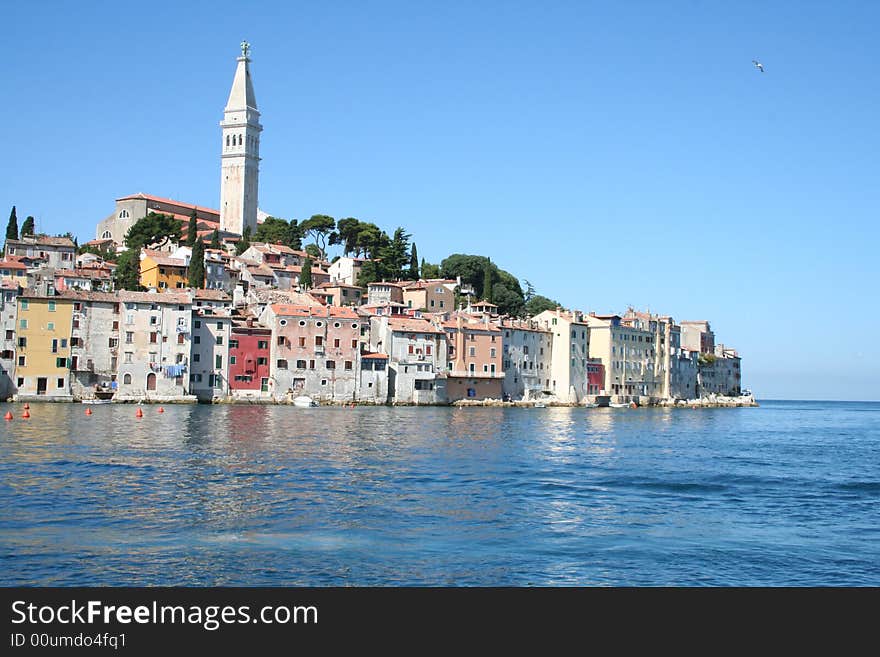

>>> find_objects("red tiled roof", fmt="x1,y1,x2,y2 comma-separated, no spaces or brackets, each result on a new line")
141,249,187,268
270,304,359,319
116,192,220,217
0,258,27,270
361,352,388,360
386,317,444,334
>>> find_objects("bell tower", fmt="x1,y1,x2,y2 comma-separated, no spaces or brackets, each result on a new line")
220,40,262,236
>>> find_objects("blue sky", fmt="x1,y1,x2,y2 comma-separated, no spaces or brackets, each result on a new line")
2,1,878,400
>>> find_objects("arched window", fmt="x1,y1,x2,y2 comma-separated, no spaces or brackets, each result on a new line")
226,135,230,147
101,231,112,239
123,373,132,385
239,133,243,146
118,209,130,219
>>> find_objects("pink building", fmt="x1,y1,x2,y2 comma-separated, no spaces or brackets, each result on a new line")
444,314,504,401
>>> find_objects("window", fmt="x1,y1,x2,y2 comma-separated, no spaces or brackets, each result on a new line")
48,301,56,312
334,322,341,328
298,337,306,347
326,360,335,369
108,337,118,348
57,377,65,388
216,336,223,345
277,335,286,346
149,332,158,344
17,337,26,348
18,319,26,330
469,346,476,357
315,336,323,346
17,377,23,387
334,338,340,348
124,352,133,364
277,359,288,369
309,360,315,370
344,361,352,370
126,313,134,324
469,363,475,373
194,353,201,362
54,357,66,368
257,357,267,366
17,355,25,367
321,379,327,386
258,340,268,349
490,348,496,358
47,322,54,331
20,300,28,311
296,359,306,369
229,340,238,348
123,373,132,384
51,339,58,353
215,355,222,369
216,322,223,330
125,332,133,344
483,364,489,373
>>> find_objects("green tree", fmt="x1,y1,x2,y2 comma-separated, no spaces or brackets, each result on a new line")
492,282,525,317
209,229,221,250
300,214,335,260
235,225,252,256
255,216,302,249
186,210,198,247
188,239,205,288
482,260,494,302
79,242,117,261
420,258,441,279
440,254,525,317
5,206,18,242
113,248,143,291
124,213,182,250
409,243,419,279
382,227,411,280
304,243,321,259
300,257,313,289
525,294,560,317
330,217,361,256
20,216,35,237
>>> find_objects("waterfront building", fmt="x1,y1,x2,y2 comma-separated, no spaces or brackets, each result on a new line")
220,42,262,237
14,294,74,400
190,305,233,401
63,290,120,399
681,320,715,354
497,318,553,401
533,309,592,403
4,236,76,271
114,291,193,400
581,312,655,401
401,279,458,312
443,313,504,402
698,345,742,396
357,352,390,403
228,315,272,399
139,249,188,291
369,315,447,404
0,282,20,398
262,304,360,402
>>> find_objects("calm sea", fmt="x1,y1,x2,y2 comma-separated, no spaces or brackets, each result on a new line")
0,400,877,586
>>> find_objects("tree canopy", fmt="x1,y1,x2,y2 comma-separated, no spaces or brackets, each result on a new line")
440,254,525,316
299,257,312,289
254,216,302,249
113,249,142,291
186,211,198,247
5,206,18,242
188,240,205,288
20,216,35,237
124,213,182,250
209,229,221,250
300,214,336,260
235,225,252,256
525,294,560,317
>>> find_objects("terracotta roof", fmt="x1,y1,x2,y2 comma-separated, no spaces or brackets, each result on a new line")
0,259,27,270
361,352,388,360
56,268,112,279
117,290,192,304
386,317,444,334
270,304,359,319
7,235,76,248
57,290,119,303
193,289,232,301
116,193,220,217
442,320,501,333
141,249,187,268
84,238,115,247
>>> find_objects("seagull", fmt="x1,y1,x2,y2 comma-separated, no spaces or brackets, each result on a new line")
752,59,765,73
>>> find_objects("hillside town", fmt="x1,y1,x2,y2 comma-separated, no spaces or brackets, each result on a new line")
0,43,747,407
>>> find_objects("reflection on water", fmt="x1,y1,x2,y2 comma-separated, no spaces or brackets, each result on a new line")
1,401,878,585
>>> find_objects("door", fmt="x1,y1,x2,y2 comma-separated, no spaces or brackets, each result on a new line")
37,377,47,395
260,378,269,393
146,373,157,391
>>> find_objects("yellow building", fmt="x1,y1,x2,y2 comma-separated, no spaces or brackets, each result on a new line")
14,295,74,399
0,258,29,288
140,249,188,292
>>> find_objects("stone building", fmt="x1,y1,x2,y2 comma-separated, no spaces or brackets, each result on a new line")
497,318,553,401
0,282,20,399
63,290,120,400
369,315,447,404
4,236,76,270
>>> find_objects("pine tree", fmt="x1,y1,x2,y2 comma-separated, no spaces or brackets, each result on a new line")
5,206,19,242
188,239,205,288
409,243,419,279
20,216,35,237
186,210,198,247
113,249,142,291
300,257,312,289
209,229,221,250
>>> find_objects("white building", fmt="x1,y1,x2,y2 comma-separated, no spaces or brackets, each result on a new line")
497,319,553,400
328,256,368,286
369,315,448,404
533,309,592,403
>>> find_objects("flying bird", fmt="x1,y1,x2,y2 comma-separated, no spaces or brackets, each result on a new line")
752,59,765,73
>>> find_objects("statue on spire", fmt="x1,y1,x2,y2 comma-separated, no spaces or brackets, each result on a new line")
240,40,251,58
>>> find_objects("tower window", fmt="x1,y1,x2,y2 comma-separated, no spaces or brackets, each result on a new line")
226,135,230,147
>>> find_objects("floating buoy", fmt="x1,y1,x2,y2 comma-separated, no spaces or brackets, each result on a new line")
22,409,30,419
135,407,143,418
23,403,30,410
157,407,164,413
4,411,12,421
85,407,92,416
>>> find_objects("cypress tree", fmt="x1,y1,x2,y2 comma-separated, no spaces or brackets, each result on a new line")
186,210,198,247
20,216,35,237
188,239,205,288
409,243,419,279
482,260,494,302
5,206,19,242
300,257,312,290
209,229,221,250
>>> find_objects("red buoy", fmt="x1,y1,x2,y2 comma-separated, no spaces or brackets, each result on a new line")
22,409,30,419
3,411,12,421
157,407,164,414
85,407,93,416
136,407,143,418
23,403,30,410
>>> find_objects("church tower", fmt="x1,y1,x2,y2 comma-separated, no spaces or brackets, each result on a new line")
220,41,262,236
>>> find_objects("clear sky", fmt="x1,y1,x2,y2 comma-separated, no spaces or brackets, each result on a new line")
2,1,878,400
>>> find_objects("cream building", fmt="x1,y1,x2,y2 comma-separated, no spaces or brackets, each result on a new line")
533,309,591,403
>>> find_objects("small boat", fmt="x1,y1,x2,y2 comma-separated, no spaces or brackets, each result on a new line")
82,398,113,404
533,402,546,408
609,402,629,409
293,395,318,408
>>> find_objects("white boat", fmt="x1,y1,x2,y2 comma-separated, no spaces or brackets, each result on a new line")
533,402,546,408
609,402,629,409
293,395,318,408
82,398,113,404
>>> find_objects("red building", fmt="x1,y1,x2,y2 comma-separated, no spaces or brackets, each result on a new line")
229,316,272,396
587,359,605,395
